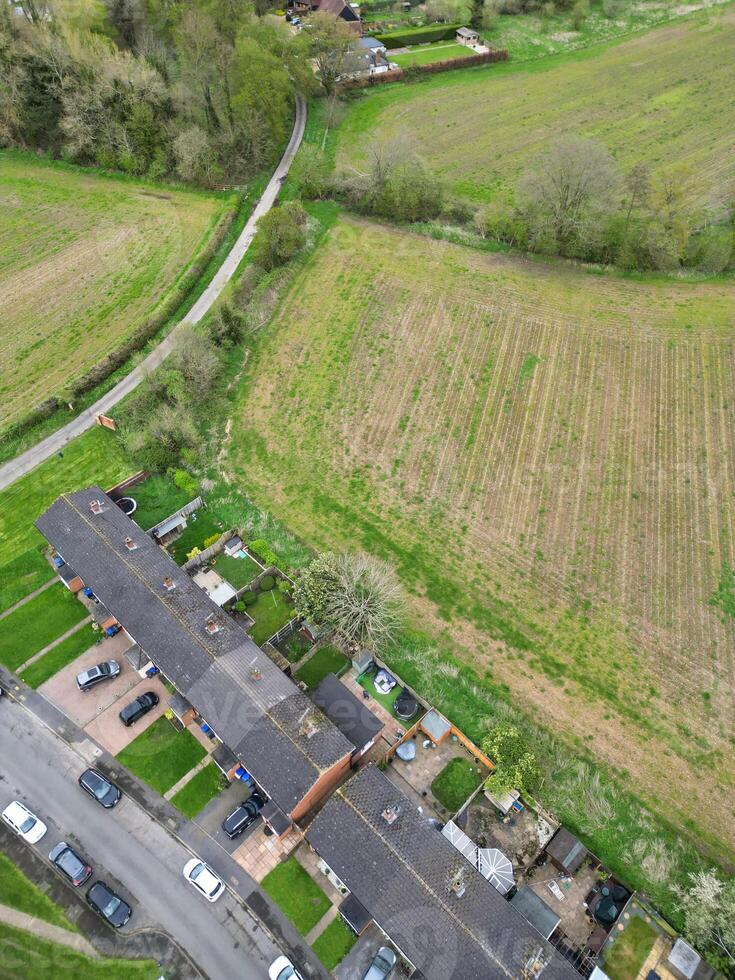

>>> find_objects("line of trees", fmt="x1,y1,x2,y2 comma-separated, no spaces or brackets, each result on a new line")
0,0,315,186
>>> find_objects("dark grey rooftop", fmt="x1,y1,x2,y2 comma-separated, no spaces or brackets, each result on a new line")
306,765,580,980
311,673,383,751
545,828,588,875
36,487,352,813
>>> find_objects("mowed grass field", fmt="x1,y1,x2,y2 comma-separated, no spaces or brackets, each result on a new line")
0,153,231,432
334,7,735,208
228,216,735,857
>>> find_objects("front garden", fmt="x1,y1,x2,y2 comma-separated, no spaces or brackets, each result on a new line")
170,762,225,819
261,857,331,936
116,716,206,795
20,624,97,689
0,585,88,672
312,917,357,970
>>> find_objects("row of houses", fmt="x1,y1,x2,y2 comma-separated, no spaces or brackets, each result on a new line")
36,486,709,980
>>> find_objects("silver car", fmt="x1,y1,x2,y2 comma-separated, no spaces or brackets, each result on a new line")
362,947,396,980
76,660,120,692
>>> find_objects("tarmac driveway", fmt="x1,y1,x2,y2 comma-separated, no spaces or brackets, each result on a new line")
193,779,263,855
38,631,139,726
84,673,169,755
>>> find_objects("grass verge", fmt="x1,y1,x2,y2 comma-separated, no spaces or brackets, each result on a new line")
116,717,206,795
0,587,87,672
0,853,75,931
170,763,224,820
261,857,331,936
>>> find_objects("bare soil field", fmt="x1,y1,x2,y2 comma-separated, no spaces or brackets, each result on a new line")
333,6,735,209
229,216,735,859
0,153,231,432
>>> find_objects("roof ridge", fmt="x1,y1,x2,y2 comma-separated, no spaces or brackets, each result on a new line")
337,779,517,979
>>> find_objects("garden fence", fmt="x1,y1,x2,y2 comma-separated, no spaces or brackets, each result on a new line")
337,48,508,91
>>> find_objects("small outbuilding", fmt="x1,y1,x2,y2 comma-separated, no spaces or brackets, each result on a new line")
456,26,480,45
223,536,243,556
545,827,588,875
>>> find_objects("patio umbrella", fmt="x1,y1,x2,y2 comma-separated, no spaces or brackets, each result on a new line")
478,847,514,895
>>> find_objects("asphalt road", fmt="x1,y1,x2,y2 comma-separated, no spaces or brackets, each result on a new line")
0,94,307,492
0,697,279,979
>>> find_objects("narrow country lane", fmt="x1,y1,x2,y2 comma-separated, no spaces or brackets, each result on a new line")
0,95,307,493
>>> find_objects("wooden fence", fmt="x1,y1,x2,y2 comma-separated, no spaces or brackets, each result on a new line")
337,48,508,91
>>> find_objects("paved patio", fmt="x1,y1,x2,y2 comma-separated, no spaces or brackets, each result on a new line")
232,823,303,882
528,860,600,947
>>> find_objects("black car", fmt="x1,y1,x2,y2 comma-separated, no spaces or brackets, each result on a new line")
222,790,266,839
76,660,120,692
86,881,132,927
78,768,121,808
49,842,92,887
119,691,159,726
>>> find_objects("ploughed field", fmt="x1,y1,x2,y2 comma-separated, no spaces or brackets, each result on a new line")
0,153,230,433
229,216,735,857
334,7,735,209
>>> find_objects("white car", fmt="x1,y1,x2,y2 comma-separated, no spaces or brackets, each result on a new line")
1,800,47,844
269,956,304,980
182,858,224,903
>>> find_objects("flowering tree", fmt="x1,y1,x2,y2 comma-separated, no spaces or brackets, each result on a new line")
678,870,735,970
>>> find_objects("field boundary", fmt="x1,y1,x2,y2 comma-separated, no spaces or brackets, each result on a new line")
338,48,508,90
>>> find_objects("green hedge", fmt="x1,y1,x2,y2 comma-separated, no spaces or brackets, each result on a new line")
375,23,462,48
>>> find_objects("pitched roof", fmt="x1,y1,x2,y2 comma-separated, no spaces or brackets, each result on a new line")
36,488,352,813
545,828,588,874
316,0,360,21
311,673,383,750
456,26,478,37
306,766,579,980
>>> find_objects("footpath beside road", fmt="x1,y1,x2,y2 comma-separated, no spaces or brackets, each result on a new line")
0,95,307,494
0,903,99,957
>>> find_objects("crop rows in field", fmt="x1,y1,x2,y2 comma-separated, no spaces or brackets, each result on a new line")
0,154,228,431
334,7,735,209
231,217,735,848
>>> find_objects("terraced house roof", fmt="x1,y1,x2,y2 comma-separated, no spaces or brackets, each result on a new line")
307,765,579,980
36,487,352,813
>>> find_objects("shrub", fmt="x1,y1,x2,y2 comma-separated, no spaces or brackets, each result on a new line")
252,201,307,271
241,590,258,606
203,533,220,548
249,539,280,568
260,574,275,591
171,468,199,497
234,600,247,612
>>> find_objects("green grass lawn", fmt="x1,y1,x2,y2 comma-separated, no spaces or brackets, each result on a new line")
603,917,659,980
170,763,224,819
0,585,87,672
129,475,193,531
169,510,228,564
294,644,349,690
0,921,159,978
246,589,295,646
357,672,403,720
0,426,131,612
430,757,485,812
261,858,331,936
312,916,357,970
392,42,474,68
213,553,262,589
116,717,206,795
0,853,76,931
20,625,97,689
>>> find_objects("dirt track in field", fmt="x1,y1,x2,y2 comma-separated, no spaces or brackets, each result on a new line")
230,217,735,855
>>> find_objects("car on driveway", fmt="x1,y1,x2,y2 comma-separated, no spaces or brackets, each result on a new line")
221,789,266,839
76,661,120,692
362,947,397,980
183,858,224,903
86,881,132,927
1,800,47,843
119,691,159,726
49,842,92,886
78,768,121,808
269,956,304,980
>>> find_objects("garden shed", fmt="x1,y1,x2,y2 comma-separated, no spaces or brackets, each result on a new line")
456,26,480,45
545,827,588,875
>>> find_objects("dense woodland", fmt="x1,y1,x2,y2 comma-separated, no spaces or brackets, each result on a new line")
0,0,315,185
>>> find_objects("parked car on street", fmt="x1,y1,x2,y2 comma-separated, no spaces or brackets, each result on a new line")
362,947,397,980
78,769,121,808
221,789,266,839
49,842,92,886
182,858,224,903
119,691,159,726
76,660,120,692
269,956,304,980
1,800,47,843
86,881,132,927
